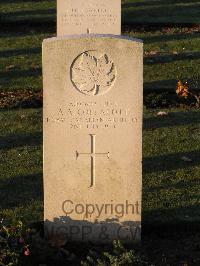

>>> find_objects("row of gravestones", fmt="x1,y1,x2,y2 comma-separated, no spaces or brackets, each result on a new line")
43,0,143,244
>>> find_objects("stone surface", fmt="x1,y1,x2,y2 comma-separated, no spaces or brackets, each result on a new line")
43,35,143,242
57,0,121,36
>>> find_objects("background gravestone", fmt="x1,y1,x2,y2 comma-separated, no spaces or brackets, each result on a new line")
57,0,121,36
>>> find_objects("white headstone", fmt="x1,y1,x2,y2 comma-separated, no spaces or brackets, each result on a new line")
43,35,143,243
57,0,121,36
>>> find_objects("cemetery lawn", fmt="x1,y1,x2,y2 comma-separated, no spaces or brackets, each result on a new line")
0,107,200,264
1,0,200,25
0,0,200,264
0,109,43,223
122,0,200,25
1,108,200,224
0,28,199,97
1,28,200,94
0,1,200,95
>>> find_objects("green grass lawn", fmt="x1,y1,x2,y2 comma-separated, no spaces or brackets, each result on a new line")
0,29,199,92
122,0,200,24
1,0,200,24
0,109,42,223
0,1,200,93
0,107,200,264
0,1,200,264
143,108,200,223
0,108,199,226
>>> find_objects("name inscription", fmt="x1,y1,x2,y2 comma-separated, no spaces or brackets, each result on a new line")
46,101,138,130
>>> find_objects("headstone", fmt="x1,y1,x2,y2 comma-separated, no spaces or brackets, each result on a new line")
43,35,143,243
57,0,121,36
43,0,143,243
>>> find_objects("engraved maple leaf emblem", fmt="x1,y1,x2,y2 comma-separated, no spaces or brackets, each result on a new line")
71,52,116,96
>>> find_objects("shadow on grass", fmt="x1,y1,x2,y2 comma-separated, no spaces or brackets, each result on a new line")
0,17,55,29
144,51,200,65
145,178,199,196
0,131,42,150
143,150,200,174
0,47,41,58
143,204,200,228
0,8,56,30
143,32,200,44
123,0,200,8
0,0,46,3
144,79,176,91
122,2,200,24
0,68,42,79
1,8,55,19
143,111,200,129
0,173,42,209
144,78,200,92
142,224,200,266
0,25,54,37
144,78,199,92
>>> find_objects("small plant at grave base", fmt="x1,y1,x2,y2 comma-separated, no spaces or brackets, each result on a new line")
0,220,31,266
81,240,149,266
0,220,62,265
176,79,200,107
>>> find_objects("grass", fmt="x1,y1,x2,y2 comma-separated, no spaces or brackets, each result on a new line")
143,108,200,223
1,0,200,25
0,0,200,264
0,109,42,223
0,108,199,226
122,0,200,24
0,1,200,93
139,30,200,91
0,33,46,92
0,29,199,92
0,0,55,24
0,107,200,264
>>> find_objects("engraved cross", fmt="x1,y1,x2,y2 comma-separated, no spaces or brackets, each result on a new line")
76,134,110,188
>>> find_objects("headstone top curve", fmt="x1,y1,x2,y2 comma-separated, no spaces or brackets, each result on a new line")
43,34,143,44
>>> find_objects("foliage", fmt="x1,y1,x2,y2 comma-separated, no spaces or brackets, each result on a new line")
144,92,175,108
0,91,42,109
0,222,149,266
81,241,149,266
176,80,189,98
0,220,30,266
176,78,200,107
0,220,75,265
